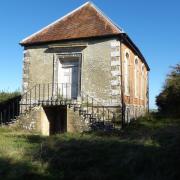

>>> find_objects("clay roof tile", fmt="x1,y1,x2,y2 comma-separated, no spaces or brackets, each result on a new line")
20,2,122,45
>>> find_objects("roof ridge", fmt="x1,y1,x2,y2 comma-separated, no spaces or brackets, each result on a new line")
89,2,124,33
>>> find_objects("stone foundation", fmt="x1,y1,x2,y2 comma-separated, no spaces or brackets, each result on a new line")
67,108,90,133
124,104,146,123
15,105,89,135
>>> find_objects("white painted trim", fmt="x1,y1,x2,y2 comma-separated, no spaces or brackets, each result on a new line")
141,63,145,72
55,52,82,98
124,48,130,96
124,48,130,56
140,63,145,100
111,60,120,66
21,1,122,44
111,51,120,57
111,89,120,96
134,56,139,98
111,79,120,86
111,70,120,76
134,56,139,65
111,41,120,47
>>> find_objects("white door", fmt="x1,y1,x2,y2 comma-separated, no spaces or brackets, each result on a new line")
71,66,79,98
58,60,79,99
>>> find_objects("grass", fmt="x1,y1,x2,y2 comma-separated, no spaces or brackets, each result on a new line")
0,115,180,180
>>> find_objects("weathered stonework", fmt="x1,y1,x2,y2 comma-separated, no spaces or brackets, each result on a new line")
110,40,121,106
14,105,90,135
67,108,90,133
13,106,42,133
23,37,121,106
22,50,31,93
20,37,149,135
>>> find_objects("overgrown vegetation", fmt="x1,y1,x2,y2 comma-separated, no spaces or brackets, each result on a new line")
156,63,180,117
0,115,180,180
0,90,20,103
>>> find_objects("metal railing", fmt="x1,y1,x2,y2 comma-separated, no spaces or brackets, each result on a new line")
0,83,121,130
20,83,75,111
20,83,119,130
80,91,119,130
0,96,21,125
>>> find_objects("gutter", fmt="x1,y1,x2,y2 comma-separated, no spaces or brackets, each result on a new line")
121,33,150,71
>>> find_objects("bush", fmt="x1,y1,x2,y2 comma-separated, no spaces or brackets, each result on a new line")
156,64,180,117
0,90,21,103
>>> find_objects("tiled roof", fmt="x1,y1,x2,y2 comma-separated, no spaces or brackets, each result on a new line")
20,2,122,46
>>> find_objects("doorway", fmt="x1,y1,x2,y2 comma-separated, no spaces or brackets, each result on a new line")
43,106,67,135
58,56,80,99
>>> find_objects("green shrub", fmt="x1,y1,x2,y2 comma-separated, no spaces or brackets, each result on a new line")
156,64,180,117
0,90,21,103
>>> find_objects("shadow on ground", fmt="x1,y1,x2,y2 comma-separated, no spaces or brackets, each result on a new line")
0,118,180,180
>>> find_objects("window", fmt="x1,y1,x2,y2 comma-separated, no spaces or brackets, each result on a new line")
141,64,144,99
134,57,138,97
124,50,130,95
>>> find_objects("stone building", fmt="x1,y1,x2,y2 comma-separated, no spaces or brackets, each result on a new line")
20,2,150,135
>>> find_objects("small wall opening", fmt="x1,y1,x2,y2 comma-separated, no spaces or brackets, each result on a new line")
43,105,67,135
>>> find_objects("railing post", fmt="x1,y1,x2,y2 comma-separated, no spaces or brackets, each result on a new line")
0,111,2,125
92,98,93,117
87,95,88,114
56,83,58,100
43,84,45,104
62,83,64,99
35,85,37,105
103,106,105,123
26,91,28,111
3,109,4,124
66,83,68,101
51,83,53,98
48,83,49,103
108,109,109,120
19,98,22,115
12,101,14,120
81,92,84,102
39,84,41,104
112,112,115,129
8,104,10,123
58,85,60,98
30,88,31,108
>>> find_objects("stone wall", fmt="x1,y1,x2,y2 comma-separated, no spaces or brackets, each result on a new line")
14,105,89,135
21,37,149,125
82,38,121,106
67,108,89,133
13,106,42,133
23,37,121,106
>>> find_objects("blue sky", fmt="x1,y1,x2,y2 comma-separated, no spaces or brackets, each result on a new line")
0,0,180,109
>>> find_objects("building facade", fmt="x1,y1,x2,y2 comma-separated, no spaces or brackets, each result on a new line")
20,2,150,135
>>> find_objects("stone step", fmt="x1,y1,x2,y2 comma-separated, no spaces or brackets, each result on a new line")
84,113,92,118
79,109,86,115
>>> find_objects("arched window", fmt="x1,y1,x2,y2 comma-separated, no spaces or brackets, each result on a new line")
141,64,144,99
134,57,138,97
124,50,130,95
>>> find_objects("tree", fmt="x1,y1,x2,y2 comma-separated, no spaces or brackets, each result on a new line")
156,63,180,117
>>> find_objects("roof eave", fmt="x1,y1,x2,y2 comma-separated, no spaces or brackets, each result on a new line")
120,33,150,71
19,33,121,47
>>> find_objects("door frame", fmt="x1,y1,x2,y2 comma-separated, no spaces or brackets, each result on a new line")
54,52,82,99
